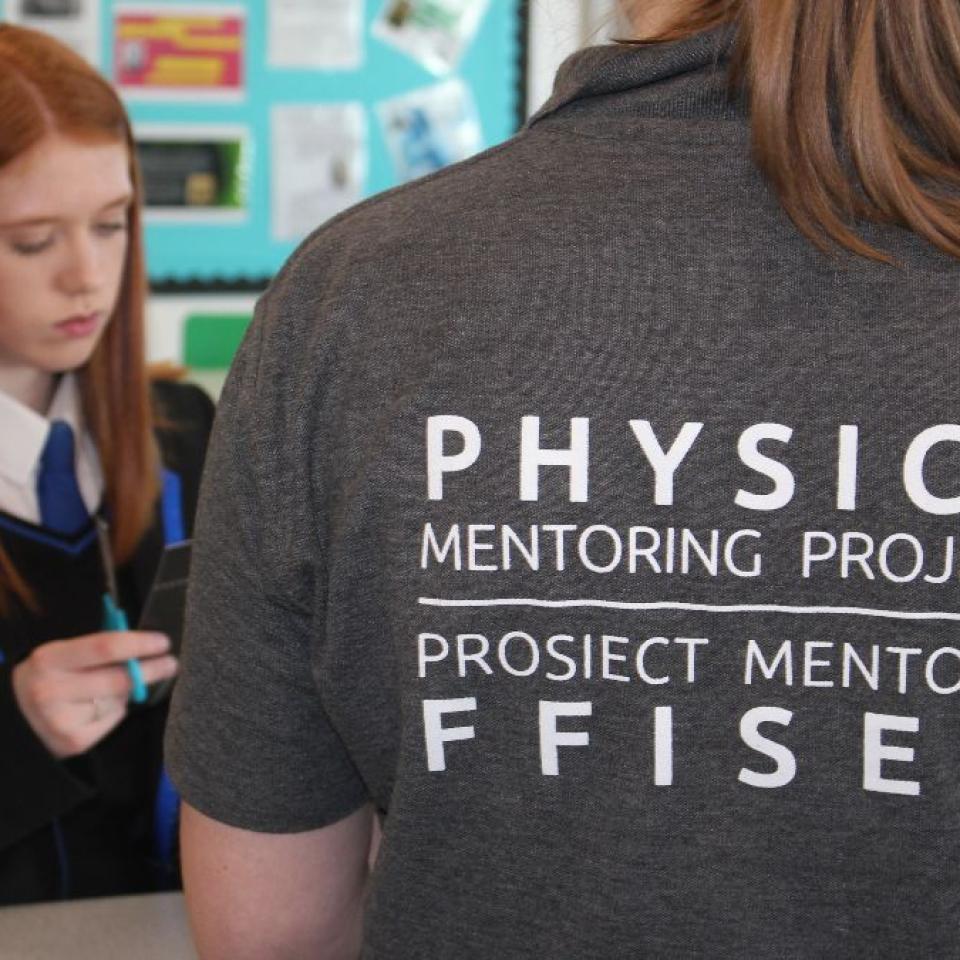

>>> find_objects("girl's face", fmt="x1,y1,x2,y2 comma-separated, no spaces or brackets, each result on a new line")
0,133,132,397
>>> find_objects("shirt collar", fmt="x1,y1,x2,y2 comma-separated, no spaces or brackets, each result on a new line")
47,373,85,436
528,26,743,132
0,373,86,487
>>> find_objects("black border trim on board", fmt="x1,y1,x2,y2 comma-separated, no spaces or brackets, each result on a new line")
148,3,531,296
150,276,271,294
517,0,530,131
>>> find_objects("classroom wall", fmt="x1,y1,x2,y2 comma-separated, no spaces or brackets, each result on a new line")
526,0,620,115
147,1,626,392
147,293,259,397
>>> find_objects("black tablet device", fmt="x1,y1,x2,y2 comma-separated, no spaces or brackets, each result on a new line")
137,541,191,706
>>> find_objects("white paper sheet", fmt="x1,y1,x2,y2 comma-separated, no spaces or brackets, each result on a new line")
271,103,367,242
377,79,482,183
372,0,489,75
267,0,364,71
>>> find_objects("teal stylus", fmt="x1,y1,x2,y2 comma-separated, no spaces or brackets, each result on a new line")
96,519,147,704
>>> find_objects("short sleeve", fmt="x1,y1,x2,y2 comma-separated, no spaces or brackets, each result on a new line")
164,290,369,833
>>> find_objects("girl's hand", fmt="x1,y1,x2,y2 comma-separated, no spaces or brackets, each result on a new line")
11,631,178,758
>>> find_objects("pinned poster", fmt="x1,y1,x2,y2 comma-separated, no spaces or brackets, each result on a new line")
270,103,367,242
61,0,522,284
113,3,245,100
372,0,490,75
377,79,482,183
267,0,364,71
5,0,100,65
135,124,250,222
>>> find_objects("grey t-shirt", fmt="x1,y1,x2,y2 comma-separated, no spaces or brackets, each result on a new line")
166,28,960,959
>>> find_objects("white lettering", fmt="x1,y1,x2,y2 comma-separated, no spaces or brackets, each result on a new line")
418,633,449,678
654,706,673,786
735,423,795,511
520,417,589,503
539,701,592,776
423,698,477,772
744,639,794,686
925,648,960,695
629,420,704,506
863,713,919,796
498,632,540,677
837,425,859,510
421,523,461,570
903,425,960,515
456,634,493,678
738,706,796,788
636,637,671,685
803,532,837,578
427,416,481,500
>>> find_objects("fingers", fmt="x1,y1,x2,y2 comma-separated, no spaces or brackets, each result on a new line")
58,655,179,703
10,632,178,759
45,699,127,757
33,630,171,672
86,696,125,726
82,706,127,746
82,707,125,744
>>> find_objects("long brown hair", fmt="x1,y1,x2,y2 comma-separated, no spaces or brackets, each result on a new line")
626,0,960,262
0,25,159,611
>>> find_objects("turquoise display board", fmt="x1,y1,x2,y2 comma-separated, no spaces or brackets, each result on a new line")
1,0,522,286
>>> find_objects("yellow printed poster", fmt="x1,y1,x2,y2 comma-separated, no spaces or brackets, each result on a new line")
114,4,245,99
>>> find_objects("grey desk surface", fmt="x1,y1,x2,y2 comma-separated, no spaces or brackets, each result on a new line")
0,892,197,960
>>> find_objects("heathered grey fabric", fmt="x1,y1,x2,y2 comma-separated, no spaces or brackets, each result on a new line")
166,28,960,959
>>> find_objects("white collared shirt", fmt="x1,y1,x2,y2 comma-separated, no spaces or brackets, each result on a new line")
0,374,104,525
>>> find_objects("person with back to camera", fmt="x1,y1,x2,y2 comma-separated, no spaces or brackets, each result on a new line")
166,0,960,956
0,25,214,904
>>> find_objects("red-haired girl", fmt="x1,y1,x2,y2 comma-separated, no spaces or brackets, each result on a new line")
0,24,212,904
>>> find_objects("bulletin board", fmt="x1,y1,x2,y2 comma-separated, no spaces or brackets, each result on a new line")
1,0,524,288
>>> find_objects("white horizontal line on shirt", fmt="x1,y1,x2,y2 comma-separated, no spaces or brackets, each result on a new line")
417,597,960,622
